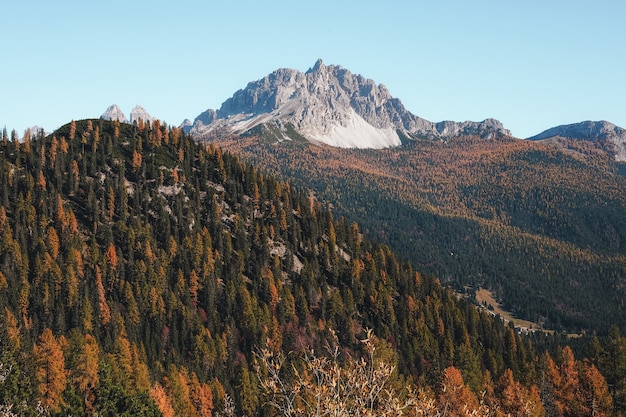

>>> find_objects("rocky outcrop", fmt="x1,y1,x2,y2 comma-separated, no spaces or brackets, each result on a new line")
187,59,511,148
101,104,155,125
130,105,153,124
101,104,128,123
183,109,218,134
528,121,626,161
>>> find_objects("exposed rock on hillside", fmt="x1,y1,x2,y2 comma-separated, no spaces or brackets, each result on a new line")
101,104,128,123
130,105,153,124
528,120,626,161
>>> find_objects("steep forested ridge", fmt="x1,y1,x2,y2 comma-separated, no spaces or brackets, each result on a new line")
0,120,623,416
210,133,626,334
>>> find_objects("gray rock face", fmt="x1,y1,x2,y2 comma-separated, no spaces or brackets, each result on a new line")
528,121,626,161
181,119,194,132
182,109,219,134
101,104,128,123
188,59,511,148
101,105,155,125
130,105,153,124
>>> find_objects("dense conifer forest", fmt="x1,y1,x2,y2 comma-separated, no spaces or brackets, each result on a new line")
0,120,624,415
212,132,626,335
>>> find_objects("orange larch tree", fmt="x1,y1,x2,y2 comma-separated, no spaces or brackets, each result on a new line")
438,366,478,416
151,383,175,417
95,266,111,326
579,360,613,417
33,328,67,412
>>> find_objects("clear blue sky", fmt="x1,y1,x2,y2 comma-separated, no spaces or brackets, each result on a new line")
2,1,624,139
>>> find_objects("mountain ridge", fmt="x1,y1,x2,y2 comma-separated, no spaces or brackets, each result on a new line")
94,61,625,156
528,120,626,161
186,59,512,148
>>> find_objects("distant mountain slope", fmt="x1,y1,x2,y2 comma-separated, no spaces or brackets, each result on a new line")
186,59,511,148
211,132,626,334
528,120,626,161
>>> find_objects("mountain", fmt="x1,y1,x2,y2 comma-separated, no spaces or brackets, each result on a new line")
101,104,154,125
101,104,128,123
186,59,511,148
181,61,626,335
528,120,626,162
130,105,153,124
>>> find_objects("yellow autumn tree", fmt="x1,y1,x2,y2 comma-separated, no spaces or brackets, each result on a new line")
579,360,613,417
438,366,479,416
132,149,142,170
151,383,175,417
71,333,100,414
190,371,214,417
105,243,118,271
189,270,199,308
33,328,66,412
3,308,21,350
46,226,60,259
69,120,76,140
498,368,545,417
95,266,111,325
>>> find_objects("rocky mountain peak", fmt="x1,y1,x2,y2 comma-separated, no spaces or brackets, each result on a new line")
101,104,154,125
309,58,326,73
187,60,511,148
130,105,153,124
101,104,128,123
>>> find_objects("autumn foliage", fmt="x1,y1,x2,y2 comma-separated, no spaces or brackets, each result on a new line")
215,132,626,335
0,121,623,416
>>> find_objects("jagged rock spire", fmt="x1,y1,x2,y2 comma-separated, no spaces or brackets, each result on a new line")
101,104,128,123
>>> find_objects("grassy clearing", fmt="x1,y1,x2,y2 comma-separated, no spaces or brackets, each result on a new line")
475,288,543,330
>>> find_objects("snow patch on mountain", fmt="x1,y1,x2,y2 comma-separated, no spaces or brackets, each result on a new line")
304,109,401,148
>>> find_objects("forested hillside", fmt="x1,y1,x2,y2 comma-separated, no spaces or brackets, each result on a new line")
211,132,626,334
0,120,624,416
